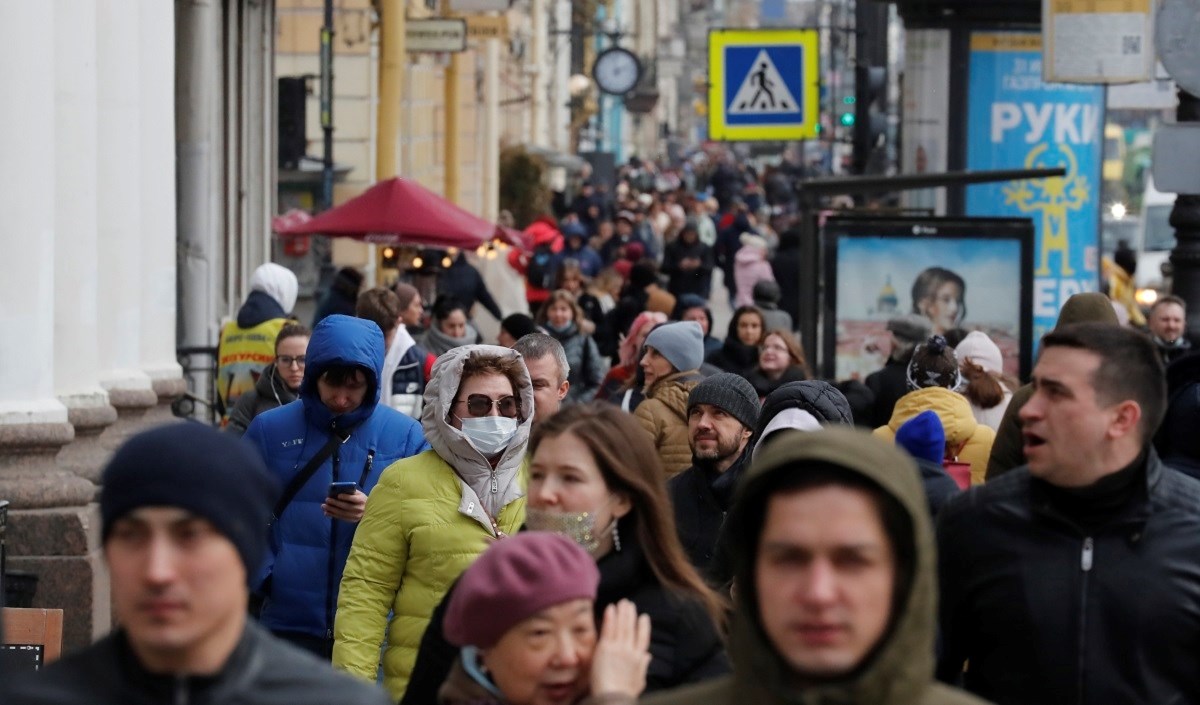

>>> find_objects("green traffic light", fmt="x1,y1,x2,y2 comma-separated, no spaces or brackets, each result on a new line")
840,112,855,126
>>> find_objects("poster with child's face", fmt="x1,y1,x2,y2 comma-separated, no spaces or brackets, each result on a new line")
821,218,1034,382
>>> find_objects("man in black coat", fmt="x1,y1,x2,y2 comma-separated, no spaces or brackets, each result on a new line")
770,226,803,327
865,314,932,427
436,251,503,322
669,373,761,576
937,323,1200,705
6,424,392,705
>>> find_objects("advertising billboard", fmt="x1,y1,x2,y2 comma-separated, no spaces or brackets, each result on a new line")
965,31,1105,342
821,216,1035,382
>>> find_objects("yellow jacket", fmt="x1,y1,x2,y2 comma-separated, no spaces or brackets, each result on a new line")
331,449,526,700
873,386,996,485
1102,257,1146,327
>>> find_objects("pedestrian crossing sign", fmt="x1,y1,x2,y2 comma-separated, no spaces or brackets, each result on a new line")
708,28,819,141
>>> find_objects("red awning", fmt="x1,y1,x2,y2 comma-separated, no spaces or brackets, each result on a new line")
273,177,498,250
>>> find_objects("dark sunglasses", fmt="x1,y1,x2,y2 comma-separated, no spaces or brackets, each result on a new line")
456,394,520,418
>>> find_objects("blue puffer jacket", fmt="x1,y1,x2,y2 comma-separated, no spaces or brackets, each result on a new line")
243,314,429,639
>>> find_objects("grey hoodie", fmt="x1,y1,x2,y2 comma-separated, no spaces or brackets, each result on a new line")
421,344,533,526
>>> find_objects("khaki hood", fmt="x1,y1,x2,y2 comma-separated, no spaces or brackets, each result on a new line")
726,427,937,705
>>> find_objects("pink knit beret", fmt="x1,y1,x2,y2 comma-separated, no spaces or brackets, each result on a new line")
444,532,600,648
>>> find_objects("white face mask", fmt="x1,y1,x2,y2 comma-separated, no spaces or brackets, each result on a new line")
459,415,518,456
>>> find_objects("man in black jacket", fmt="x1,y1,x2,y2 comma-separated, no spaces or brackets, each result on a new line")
6,424,392,705
669,373,761,575
936,323,1200,705
865,314,932,427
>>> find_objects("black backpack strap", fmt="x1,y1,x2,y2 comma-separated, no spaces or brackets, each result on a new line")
269,427,351,527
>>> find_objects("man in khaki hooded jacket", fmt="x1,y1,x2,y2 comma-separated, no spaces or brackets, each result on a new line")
643,428,989,705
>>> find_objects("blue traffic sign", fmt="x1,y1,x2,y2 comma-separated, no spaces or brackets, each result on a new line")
708,29,819,141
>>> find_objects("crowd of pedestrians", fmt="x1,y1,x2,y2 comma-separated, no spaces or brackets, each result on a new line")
11,153,1200,705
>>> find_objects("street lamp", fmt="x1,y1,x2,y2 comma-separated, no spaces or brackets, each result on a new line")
569,73,592,98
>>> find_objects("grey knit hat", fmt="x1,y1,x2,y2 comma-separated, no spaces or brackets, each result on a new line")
887,314,933,344
644,321,705,373
688,372,761,430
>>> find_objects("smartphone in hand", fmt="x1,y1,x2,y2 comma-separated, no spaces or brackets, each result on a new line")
328,481,357,498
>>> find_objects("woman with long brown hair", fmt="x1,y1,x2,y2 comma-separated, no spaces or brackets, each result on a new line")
400,403,729,705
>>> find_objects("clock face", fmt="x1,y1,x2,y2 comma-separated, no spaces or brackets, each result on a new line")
593,48,641,95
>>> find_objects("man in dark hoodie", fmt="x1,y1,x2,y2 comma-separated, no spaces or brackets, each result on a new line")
770,226,803,327
436,251,503,323
986,292,1119,479
645,428,988,705
216,262,299,422
1154,351,1200,479
752,280,793,333
670,373,762,574
312,266,363,326
662,220,715,299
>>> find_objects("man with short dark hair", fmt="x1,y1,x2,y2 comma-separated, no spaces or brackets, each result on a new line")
669,372,760,574
513,332,570,426
937,322,1200,705
646,428,986,705
6,424,392,705
1147,294,1191,366
986,292,1120,479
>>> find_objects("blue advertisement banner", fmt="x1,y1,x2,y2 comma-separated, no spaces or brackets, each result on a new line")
965,31,1105,342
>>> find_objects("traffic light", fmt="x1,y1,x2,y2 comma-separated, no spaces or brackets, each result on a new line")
853,65,887,175
840,94,856,127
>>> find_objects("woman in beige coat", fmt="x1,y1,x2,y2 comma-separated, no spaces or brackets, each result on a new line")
634,321,706,476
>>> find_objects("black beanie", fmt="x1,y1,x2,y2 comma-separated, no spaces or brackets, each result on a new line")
688,372,761,430
100,423,279,579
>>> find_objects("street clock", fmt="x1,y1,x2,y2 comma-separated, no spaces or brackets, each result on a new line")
592,47,641,95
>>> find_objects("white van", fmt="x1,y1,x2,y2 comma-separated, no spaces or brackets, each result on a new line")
1135,175,1176,292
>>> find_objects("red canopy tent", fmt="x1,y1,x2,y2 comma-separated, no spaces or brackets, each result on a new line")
274,177,502,250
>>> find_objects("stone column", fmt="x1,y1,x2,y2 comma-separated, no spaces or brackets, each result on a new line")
0,2,108,652
54,0,118,485
138,0,186,424
96,0,158,448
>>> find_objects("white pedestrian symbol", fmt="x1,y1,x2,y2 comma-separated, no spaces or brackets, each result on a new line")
728,49,799,115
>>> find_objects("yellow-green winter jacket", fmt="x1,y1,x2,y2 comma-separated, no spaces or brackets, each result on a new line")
332,345,533,700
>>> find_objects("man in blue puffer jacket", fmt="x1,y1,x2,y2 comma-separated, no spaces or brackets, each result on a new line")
243,314,429,658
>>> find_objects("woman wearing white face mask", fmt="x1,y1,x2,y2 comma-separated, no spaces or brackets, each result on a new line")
400,403,729,705
334,345,533,700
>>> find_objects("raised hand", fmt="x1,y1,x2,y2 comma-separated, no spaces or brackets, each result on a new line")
590,600,652,698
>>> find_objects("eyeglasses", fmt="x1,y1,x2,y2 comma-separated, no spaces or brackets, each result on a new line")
761,343,789,354
456,394,520,418
277,355,307,368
